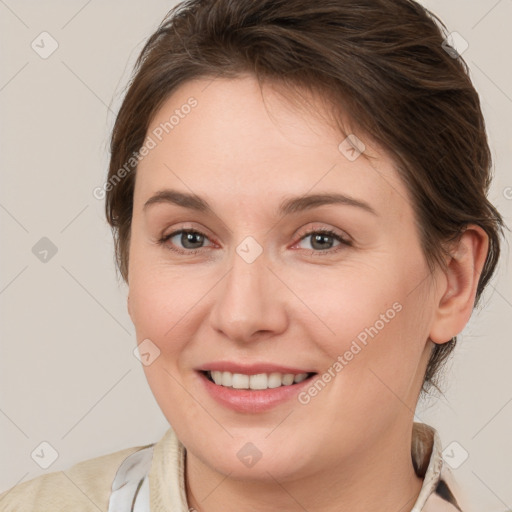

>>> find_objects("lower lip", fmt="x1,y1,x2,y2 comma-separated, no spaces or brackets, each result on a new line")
197,371,316,413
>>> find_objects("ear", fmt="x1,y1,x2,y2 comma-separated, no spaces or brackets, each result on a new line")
429,225,489,344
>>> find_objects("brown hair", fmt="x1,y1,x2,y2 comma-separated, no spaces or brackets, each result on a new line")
106,0,506,395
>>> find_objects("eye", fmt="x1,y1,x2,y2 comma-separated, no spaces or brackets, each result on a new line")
159,229,214,255
293,228,352,254
158,226,352,256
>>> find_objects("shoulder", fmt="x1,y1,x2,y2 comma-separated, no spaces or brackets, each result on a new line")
0,444,151,512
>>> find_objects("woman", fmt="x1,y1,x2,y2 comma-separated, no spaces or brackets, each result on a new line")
0,0,506,510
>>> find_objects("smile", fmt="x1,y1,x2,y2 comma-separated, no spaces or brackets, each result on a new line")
203,370,316,390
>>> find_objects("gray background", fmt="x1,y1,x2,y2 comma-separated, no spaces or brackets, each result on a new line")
0,1,511,510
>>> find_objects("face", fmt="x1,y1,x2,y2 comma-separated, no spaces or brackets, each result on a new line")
127,74,439,481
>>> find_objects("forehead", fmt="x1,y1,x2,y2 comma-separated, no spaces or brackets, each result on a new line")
135,75,412,221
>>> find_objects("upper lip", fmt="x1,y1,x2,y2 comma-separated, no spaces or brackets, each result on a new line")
197,361,316,375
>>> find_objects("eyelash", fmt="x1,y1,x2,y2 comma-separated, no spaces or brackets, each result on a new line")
158,227,352,256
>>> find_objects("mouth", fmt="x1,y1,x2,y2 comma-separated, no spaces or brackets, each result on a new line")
201,370,318,390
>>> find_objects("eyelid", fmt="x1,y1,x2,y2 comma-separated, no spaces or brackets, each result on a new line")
161,222,216,243
292,223,352,245
158,222,218,255
159,222,352,255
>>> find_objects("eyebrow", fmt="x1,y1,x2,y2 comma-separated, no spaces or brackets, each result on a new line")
143,189,378,217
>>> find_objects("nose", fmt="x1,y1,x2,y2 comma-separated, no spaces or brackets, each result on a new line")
208,244,289,344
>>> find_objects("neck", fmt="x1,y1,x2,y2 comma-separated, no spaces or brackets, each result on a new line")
185,423,424,512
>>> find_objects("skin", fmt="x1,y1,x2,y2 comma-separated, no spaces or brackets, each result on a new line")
127,74,488,512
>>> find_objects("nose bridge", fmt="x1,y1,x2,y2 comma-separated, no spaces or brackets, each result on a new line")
209,238,287,342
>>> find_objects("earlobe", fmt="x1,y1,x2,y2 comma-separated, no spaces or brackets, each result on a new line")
429,225,489,345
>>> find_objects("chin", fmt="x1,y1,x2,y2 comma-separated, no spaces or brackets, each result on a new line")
190,437,314,482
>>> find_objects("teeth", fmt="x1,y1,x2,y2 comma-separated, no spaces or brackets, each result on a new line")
294,373,308,383
221,371,231,387
232,373,249,389
208,371,310,390
282,374,295,386
267,373,282,389
250,373,269,390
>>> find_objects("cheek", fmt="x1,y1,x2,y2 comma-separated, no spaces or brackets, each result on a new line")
128,259,204,336
128,271,189,376
287,262,406,352
129,268,204,424
301,256,430,395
